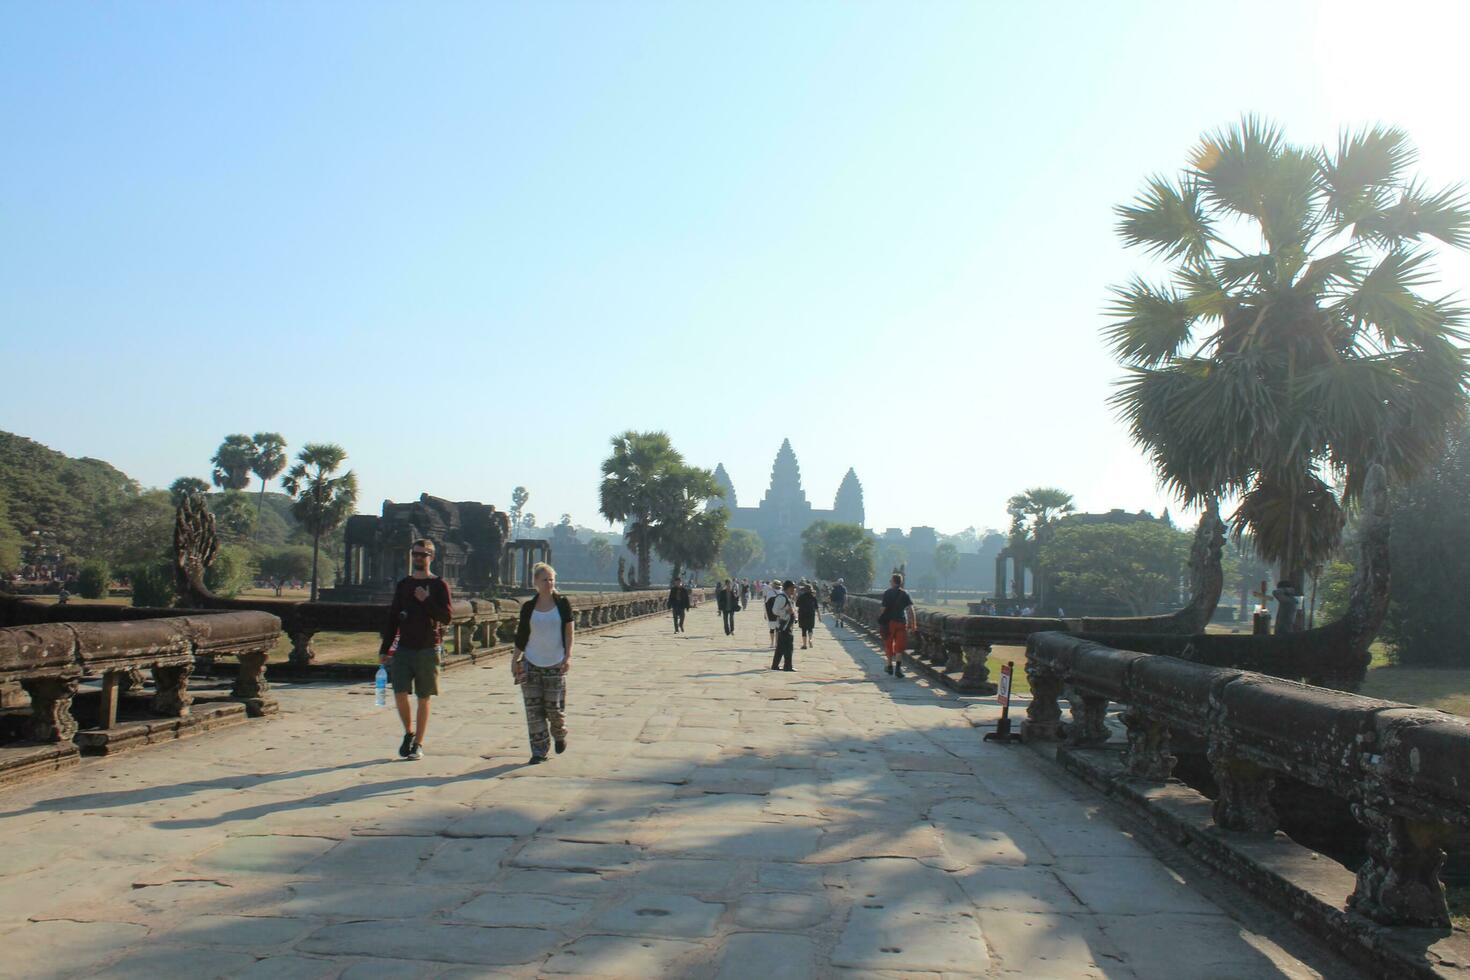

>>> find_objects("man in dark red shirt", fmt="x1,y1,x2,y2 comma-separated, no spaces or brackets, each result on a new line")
379,538,453,760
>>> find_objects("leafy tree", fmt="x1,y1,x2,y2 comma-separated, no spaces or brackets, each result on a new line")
0,430,140,561
169,477,210,507
1006,487,1076,540
211,434,256,491
1108,118,1469,598
522,513,537,533
1313,560,1355,626
721,528,764,578
0,489,24,574
511,486,530,538
210,490,258,543
1042,522,1192,615
1382,420,1470,665
126,561,176,607
257,545,317,591
586,537,615,580
801,522,875,590
77,559,110,598
99,490,175,567
558,513,573,528
249,433,288,530
281,443,358,601
598,431,682,588
204,544,255,598
934,541,960,598
656,488,729,580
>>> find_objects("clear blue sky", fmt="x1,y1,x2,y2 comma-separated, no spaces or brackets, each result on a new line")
4,1,1467,534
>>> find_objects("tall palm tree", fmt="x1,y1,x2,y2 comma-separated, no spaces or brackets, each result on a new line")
168,476,210,508
280,443,358,601
598,431,684,588
249,433,288,531
211,434,256,491
1006,487,1075,607
1108,118,1469,594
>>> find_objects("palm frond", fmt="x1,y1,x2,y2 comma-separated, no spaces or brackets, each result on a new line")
1357,180,1470,249
1337,249,1438,343
1292,247,1361,298
1191,115,1285,217
1216,253,1275,289
1175,264,1231,320
1114,176,1215,262
1229,473,1344,570
1319,125,1414,234
1103,279,1196,366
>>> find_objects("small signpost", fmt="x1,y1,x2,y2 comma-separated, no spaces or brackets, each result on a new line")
984,660,1023,744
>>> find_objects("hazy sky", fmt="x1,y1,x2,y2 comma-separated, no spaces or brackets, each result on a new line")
4,1,1468,535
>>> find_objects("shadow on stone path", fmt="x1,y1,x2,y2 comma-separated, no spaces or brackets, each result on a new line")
0,604,1359,978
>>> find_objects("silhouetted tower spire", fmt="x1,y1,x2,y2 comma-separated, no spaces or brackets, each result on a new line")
833,467,865,526
708,463,737,511
762,438,809,508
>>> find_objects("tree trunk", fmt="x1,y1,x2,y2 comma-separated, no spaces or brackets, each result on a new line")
310,530,321,602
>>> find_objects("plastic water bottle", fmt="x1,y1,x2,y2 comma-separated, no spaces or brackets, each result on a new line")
375,665,388,707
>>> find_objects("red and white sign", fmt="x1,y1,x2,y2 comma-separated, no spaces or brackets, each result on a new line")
998,661,1013,707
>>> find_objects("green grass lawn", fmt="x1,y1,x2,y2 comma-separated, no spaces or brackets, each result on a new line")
1359,645,1470,717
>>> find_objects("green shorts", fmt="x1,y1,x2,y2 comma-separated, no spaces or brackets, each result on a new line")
390,646,439,697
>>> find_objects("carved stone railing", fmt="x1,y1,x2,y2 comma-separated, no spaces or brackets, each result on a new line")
0,611,280,747
1022,631,1470,928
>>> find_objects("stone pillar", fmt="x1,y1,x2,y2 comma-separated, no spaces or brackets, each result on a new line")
1066,691,1111,746
289,630,317,666
150,663,194,717
1348,804,1453,927
231,651,271,716
20,676,80,743
1207,738,1278,832
995,554,1007,599
960,644,991,688
1121,705,1176,780
1021,664,1063,742
943,641,965,674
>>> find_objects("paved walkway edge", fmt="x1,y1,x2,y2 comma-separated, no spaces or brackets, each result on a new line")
1055,742,1470,980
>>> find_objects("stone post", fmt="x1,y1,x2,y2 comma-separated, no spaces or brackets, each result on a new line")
1207,740,1278,832
289,630,317,666
20,676,80,743
943,641,965,674
1348,804,1453,927
231,651,271,716
1121,705,1176,780
149,663,194,717
1066,690,1111,746
960,644,991,689
1021,664,1063,742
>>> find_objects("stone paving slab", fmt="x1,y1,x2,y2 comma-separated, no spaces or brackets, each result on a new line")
0,604,1357,978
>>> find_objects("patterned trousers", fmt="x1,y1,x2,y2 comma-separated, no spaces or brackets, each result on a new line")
520,663,567,758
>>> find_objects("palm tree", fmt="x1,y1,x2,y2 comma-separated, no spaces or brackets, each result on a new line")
168,476,210,508
598,431,685,588
656,470,729,580
1108,118,1469,597
1006,487,1074,607
211,434,256,490
249,433,288,531
280,443,359,601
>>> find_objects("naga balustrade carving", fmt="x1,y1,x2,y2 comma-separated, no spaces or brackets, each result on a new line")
1023,630,1470,928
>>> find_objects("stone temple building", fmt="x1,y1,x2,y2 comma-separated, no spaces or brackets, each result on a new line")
710,439,864,574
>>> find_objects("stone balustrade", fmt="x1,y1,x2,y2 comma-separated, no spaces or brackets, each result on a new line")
1021,630,1470,928
0,611,280,783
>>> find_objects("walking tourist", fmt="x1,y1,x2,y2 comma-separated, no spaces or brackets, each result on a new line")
379,538,453,760
513,562,573,764
718,578,739,635
878,572,916,679
831,577,847,623
769,579,797,671
762,578,780,648
667,575,691,632
796,581,818,649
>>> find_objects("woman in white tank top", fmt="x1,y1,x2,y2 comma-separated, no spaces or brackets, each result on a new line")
513,562,573,763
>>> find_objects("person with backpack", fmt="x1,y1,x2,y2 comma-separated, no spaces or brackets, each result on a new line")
513,562,574,764
878,572,916,679
769,579,797,671
796,581,818,649
761,579,780,648
830,578,847,624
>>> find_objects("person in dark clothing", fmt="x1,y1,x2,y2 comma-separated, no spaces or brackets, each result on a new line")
379,538,453,760
878,572,916,679
796,582,818,648
667,576,691,632
769,580,797,670
717,578,739,635
830,578,847,623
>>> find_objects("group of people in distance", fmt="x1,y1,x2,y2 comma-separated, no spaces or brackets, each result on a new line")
375,541,919,766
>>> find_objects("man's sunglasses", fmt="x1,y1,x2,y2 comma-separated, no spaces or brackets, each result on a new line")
411,551,433,558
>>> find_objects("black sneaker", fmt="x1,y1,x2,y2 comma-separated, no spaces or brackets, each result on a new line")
527,754,547,765
398,732,415,758
894,665,905,679
407,741,424,761
884,662,893,675
554,737,567,754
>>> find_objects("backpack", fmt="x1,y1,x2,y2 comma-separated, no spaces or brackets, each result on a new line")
764,594,777,619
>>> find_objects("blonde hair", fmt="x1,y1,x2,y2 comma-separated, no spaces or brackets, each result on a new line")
532,561,557,583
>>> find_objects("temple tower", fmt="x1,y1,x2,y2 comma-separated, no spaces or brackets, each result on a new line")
761,438,810,510
708,463,737,512
832,467,865,525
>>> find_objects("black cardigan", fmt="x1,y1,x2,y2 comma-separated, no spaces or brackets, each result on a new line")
515,593,574,652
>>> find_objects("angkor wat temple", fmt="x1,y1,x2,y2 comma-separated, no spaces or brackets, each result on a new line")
710,439,864,573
